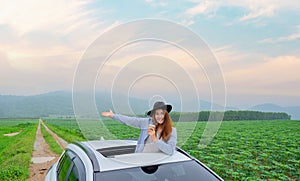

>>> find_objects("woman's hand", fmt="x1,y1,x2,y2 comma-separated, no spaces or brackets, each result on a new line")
148,126,158,142
101,109,114,118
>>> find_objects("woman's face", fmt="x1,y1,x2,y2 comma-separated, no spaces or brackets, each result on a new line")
154,109,165,124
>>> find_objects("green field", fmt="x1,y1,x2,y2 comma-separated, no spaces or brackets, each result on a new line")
0,119,299,180
44,119,300,180
182,121,300,180
0,119,38,181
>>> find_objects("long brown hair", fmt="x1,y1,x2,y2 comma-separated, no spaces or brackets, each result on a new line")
152,110,173,141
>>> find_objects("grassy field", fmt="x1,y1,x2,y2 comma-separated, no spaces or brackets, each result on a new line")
182,120,300,180
0,119,38,181
44,118,300,180
0,118,298,180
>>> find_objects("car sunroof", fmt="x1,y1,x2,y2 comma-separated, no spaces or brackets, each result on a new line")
97,145,136,157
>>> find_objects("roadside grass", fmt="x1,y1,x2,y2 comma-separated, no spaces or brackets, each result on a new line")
0,121,38,181
0,119,37,127
43,118,140,140
40,124,63,155
44,122,86,143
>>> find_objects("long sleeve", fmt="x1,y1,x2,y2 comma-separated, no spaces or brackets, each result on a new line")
112,114,150,129
154,127,177,155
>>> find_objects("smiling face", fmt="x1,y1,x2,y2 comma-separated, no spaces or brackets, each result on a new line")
154,109,165,124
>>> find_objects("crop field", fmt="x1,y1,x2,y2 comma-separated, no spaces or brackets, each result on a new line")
0,119,38,181
0,118,299,180
44,119,300,181
182,121,300,180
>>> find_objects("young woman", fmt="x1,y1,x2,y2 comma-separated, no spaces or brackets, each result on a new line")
101,101,177,155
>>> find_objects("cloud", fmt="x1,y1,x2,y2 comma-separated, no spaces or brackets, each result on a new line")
0,0,299,110
260,33,300,44
214,45,300,95
0,0,108,68
225,55,300,96
214,45,261,69
185,0,300,21
0,0,115,95
0,47,80,95
186,1,219,16
259,25,300,43
239,4,275,21
0,0,100,35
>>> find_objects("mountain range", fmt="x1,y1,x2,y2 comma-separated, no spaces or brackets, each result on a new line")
249,103,300,120
0,91,299,120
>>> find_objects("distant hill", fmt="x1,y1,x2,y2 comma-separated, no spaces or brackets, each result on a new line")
0,91,149,118
0,91,298,119
249,103,300,120
250,103,283,112
0,91,235,118
0,91,73,118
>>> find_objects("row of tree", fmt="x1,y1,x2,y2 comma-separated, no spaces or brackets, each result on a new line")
169,110,291,121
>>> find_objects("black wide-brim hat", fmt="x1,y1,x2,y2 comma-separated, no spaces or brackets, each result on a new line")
147,101,172,116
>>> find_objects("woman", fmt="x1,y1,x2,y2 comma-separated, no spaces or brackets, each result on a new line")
101,101,177,155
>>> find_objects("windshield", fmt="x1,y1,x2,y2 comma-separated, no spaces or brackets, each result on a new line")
95,160,221,181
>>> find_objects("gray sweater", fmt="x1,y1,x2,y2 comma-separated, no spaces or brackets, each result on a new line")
112,114,177,155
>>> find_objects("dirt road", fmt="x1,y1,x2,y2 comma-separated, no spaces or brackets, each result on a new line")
28,120,67,181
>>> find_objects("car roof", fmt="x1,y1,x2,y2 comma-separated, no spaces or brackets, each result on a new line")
73,140,192,172
86,140,137,149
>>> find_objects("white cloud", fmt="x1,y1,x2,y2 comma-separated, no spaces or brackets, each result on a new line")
0,52,77,95
225,55,300,96
260,33,300,43
0,0,115,95
214,45,300,96
185,0,300,21
259,25,300,43
0,0,99,35
0,0,108,69
214,45,260,69
186,0,219,16
0,0,299,108
239,4,275,21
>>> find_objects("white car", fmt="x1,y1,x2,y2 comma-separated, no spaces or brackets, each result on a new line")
45,140,223,181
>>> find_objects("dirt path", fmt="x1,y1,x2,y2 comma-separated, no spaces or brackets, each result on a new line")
4,131,21,136
28,119,67,181
41,121,68,150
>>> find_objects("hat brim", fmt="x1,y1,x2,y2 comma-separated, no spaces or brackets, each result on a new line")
147,104,172,116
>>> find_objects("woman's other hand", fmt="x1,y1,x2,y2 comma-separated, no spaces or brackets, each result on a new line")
101,109,114,118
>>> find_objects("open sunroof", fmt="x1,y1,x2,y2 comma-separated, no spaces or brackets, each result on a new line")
97,145,136,157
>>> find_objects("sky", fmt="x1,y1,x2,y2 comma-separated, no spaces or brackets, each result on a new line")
0,0,300,109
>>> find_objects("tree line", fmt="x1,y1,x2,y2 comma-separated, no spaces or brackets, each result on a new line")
169,110,291,122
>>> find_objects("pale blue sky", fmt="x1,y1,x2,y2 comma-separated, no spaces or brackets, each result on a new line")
0,0,299,108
